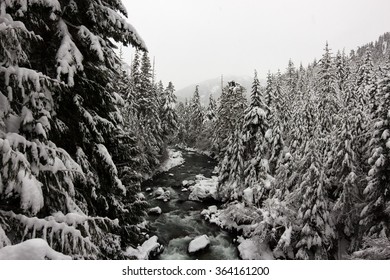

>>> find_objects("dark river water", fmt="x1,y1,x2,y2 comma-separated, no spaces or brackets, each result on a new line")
141,149,239,260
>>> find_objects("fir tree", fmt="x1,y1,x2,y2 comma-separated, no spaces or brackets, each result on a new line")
295,141,335,259
360,64,390,239
0,0,148,258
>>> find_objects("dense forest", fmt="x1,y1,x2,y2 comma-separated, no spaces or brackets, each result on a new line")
0,0,177,259
175,34,390,259
1,0,390,260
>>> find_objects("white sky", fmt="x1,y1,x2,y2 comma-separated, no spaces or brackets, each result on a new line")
121,0,390,89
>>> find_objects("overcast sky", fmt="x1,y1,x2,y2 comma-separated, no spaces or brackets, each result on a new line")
121,0,390,89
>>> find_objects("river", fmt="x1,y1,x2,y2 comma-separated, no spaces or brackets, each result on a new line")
141,148,239,260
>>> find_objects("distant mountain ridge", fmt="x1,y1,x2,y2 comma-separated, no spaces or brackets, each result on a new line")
175,75,257,105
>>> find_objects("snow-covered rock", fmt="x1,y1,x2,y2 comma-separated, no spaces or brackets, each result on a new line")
182,179,195,186
156,190,170,201
148,206,162,215
137,220,148,230
159,149,184,172
237,236,274,260
208,205,218,214
0,239,71,260
125,236,163,260
188,235,210,254
243,187,254,204
154,187,165,197
188,175,218,201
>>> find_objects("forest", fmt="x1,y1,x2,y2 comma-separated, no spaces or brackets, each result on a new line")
0,0,390,260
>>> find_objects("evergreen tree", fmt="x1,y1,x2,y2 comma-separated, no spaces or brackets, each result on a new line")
360,64,390,239
205,94,217,122
295,141,335,259
217,128,245,202
214,81,247,158
161,81,178,139
188,85,204,146
0,0,148,258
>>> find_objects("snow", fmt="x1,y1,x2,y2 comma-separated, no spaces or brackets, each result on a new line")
125,236,162,260
201,205,218,216
182,179,195,186
56,19,84,86
19,170,44,215
188,235,210,253
159,148,184,172
148,206,162,215
237,236,275,260
156,190,170,201
188,175,218,201
0,239,71,260
154,187,164,196
184,146,212,157
78,25,104,61
243,187,254,204
95,144,126,195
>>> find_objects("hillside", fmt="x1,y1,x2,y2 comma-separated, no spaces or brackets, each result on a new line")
175,75,255,104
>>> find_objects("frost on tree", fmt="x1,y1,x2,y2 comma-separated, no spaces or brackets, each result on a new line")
0,0,148,259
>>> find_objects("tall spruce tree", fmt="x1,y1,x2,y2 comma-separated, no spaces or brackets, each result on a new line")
0,0,149,259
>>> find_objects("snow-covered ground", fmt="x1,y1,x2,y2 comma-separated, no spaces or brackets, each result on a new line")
237,236,274,260
148,206,162,215
0,239,71,260
158,148,185,172
183,147,212,157
188,235,210,253
124,236,163,260
188,174,218,201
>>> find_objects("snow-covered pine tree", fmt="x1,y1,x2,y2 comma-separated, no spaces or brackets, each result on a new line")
188,85,204,146
205,94,217,123
161,81,178,140
240,71,272,204
295,141,335,259
264,72,274,121
214,81,247,159
360,63,390,239
242,70,268,157
217,128,245,202
0,0,148,259
330,108,361,244
195,94,217,151
138,51,164,169
316,42,339,135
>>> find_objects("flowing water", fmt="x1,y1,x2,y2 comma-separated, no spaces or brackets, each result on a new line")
141,149,239,260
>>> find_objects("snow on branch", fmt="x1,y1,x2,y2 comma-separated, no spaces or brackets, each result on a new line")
0,238,71,260
0,66,54,100
0,224,11,249
0,138,44,215
1,210,97,258
78,25,104,61
3,0,61,19
92,4,147,50
94,144,126,195
56,19,83,87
